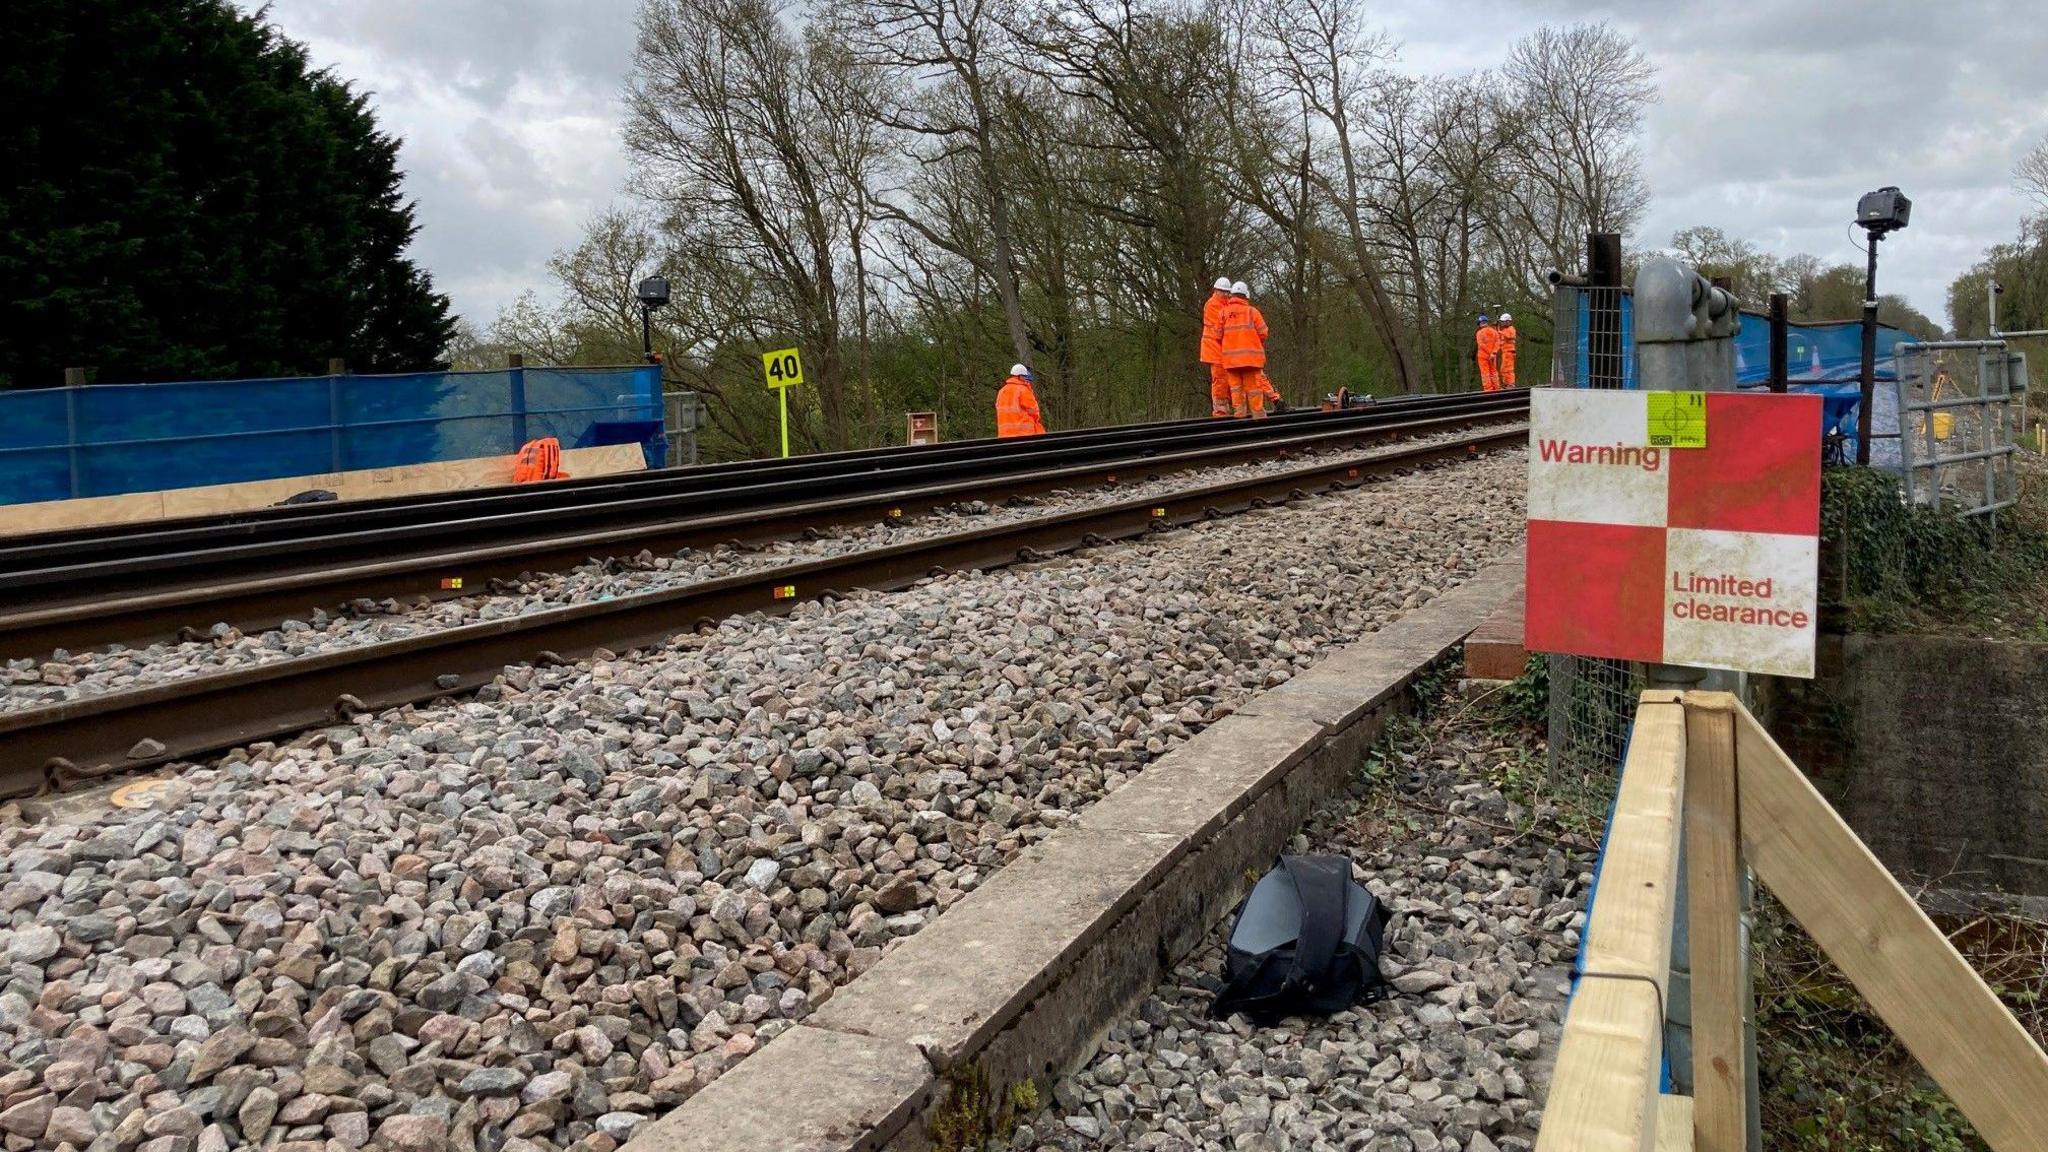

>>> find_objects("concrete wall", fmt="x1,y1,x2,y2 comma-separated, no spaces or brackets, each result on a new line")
1769,633,2048,897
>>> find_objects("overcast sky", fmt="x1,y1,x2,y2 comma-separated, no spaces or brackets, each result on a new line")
242,0,2048,332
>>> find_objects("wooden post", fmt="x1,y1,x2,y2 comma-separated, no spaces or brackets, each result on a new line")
1768,295,1789,393
326,357,347,376
1733,706,2048,1150
1683,694,1747,1152
63,367,88,386
1537,692,1687,1152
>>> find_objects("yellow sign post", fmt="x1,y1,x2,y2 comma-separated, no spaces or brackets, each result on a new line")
760,347,804,458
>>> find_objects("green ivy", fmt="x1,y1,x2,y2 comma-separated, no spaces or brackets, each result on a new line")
1821,466,2048,635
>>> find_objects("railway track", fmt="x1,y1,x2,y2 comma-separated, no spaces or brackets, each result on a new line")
0,390,1527,657
0,421,1524,798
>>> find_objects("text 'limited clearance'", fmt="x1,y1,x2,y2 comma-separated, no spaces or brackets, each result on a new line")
1671,571,1809,629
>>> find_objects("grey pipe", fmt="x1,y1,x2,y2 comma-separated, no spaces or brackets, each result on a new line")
1635,256,1698,393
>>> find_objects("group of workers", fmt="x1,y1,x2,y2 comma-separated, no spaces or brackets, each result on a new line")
1202,278,1282,419
1475,312,1517,391
993,289,1521,439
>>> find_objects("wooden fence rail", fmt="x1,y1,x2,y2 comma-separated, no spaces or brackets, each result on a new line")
1536,691,2048,1152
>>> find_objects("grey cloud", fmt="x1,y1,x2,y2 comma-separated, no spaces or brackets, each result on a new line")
246,0,2046,331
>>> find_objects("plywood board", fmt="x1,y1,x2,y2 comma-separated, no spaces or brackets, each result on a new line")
0,443,647,535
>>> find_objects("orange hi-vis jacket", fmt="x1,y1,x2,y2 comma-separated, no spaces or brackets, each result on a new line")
1201,290,1229,365
1475,323,1501,364
996,375,1045,437
1497,322,1518,386
1219,297,1268,369
511,437,568,483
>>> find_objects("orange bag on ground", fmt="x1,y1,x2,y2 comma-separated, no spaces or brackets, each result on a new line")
512,437,569,483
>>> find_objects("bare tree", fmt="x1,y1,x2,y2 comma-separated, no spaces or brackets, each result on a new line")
1493,24,1656,294
825,0,1038,369
626,0,862,449
2017,138,2048,211
1252,0,1420,393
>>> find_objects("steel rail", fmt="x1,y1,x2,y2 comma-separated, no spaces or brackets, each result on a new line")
0,391,1524,574
0,400,1527,656
0,425,1525,797
0,393,1531,614
0,397,1379,551
3,404,1296,549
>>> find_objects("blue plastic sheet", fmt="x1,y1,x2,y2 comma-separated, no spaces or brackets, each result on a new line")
0,366,663,506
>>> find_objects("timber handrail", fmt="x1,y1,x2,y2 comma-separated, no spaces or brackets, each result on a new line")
1536,690,2048,1152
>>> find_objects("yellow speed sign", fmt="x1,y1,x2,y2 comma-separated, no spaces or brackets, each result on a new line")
761,347,804,389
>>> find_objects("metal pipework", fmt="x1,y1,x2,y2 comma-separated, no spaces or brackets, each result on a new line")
1635,257,1739,392
1707,279,1741,393
1634,255,1699,393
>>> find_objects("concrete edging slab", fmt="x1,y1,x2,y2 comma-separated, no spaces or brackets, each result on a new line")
624,559,1523,1152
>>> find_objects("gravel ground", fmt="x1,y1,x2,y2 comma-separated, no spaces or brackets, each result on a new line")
1002,683,1599,1152
0,452,1525,1152
1,430,1513,713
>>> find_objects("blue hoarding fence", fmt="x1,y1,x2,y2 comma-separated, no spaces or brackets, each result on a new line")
1561,287,1916,391
0,365,664,507
1556,286,1919,463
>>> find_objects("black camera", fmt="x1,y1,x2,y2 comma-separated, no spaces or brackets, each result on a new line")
1856,187,1911,234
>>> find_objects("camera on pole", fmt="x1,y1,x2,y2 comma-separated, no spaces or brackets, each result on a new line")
1855,187,1911,236
1852,187,1908,465
637,276,672,363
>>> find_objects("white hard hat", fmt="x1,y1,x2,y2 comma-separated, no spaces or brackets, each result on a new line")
1231,280,1249,297
1009,363,1030,378
1214,277,1233,292
1499,312,1513,323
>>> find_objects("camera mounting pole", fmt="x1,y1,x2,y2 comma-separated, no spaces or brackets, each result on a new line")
1854,187,1910,466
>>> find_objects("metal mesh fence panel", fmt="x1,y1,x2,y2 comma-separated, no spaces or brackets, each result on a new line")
1549,285,1635,388
1894,344,2024,517
1545,654,1644,782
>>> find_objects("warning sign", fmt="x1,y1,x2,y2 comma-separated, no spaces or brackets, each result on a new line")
1524,389,1822,678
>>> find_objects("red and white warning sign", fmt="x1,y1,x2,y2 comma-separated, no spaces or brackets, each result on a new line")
1523,389,1823,678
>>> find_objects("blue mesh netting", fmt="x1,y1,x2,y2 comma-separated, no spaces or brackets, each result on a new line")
1567,294,1916,391
0,366,662,506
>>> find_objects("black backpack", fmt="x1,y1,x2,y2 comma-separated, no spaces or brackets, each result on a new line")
1210,855,1393,1023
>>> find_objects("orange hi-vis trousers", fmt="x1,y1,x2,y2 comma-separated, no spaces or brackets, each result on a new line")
1210,363,1233,417
1247,371,1279,418
1478,353,1501,392
1227,368,1264,417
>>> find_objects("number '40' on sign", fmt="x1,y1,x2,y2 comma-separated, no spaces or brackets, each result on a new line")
761,347,804,389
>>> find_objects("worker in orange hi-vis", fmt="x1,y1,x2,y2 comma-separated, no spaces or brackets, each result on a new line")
995,363,1046,437
1241,284,1281,419
1219,281,1268,418
1202,276,1233,417
1496,311,1518,388
1475,314,1502,392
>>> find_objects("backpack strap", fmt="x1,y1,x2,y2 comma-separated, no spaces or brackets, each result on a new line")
1279,856,1349,996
